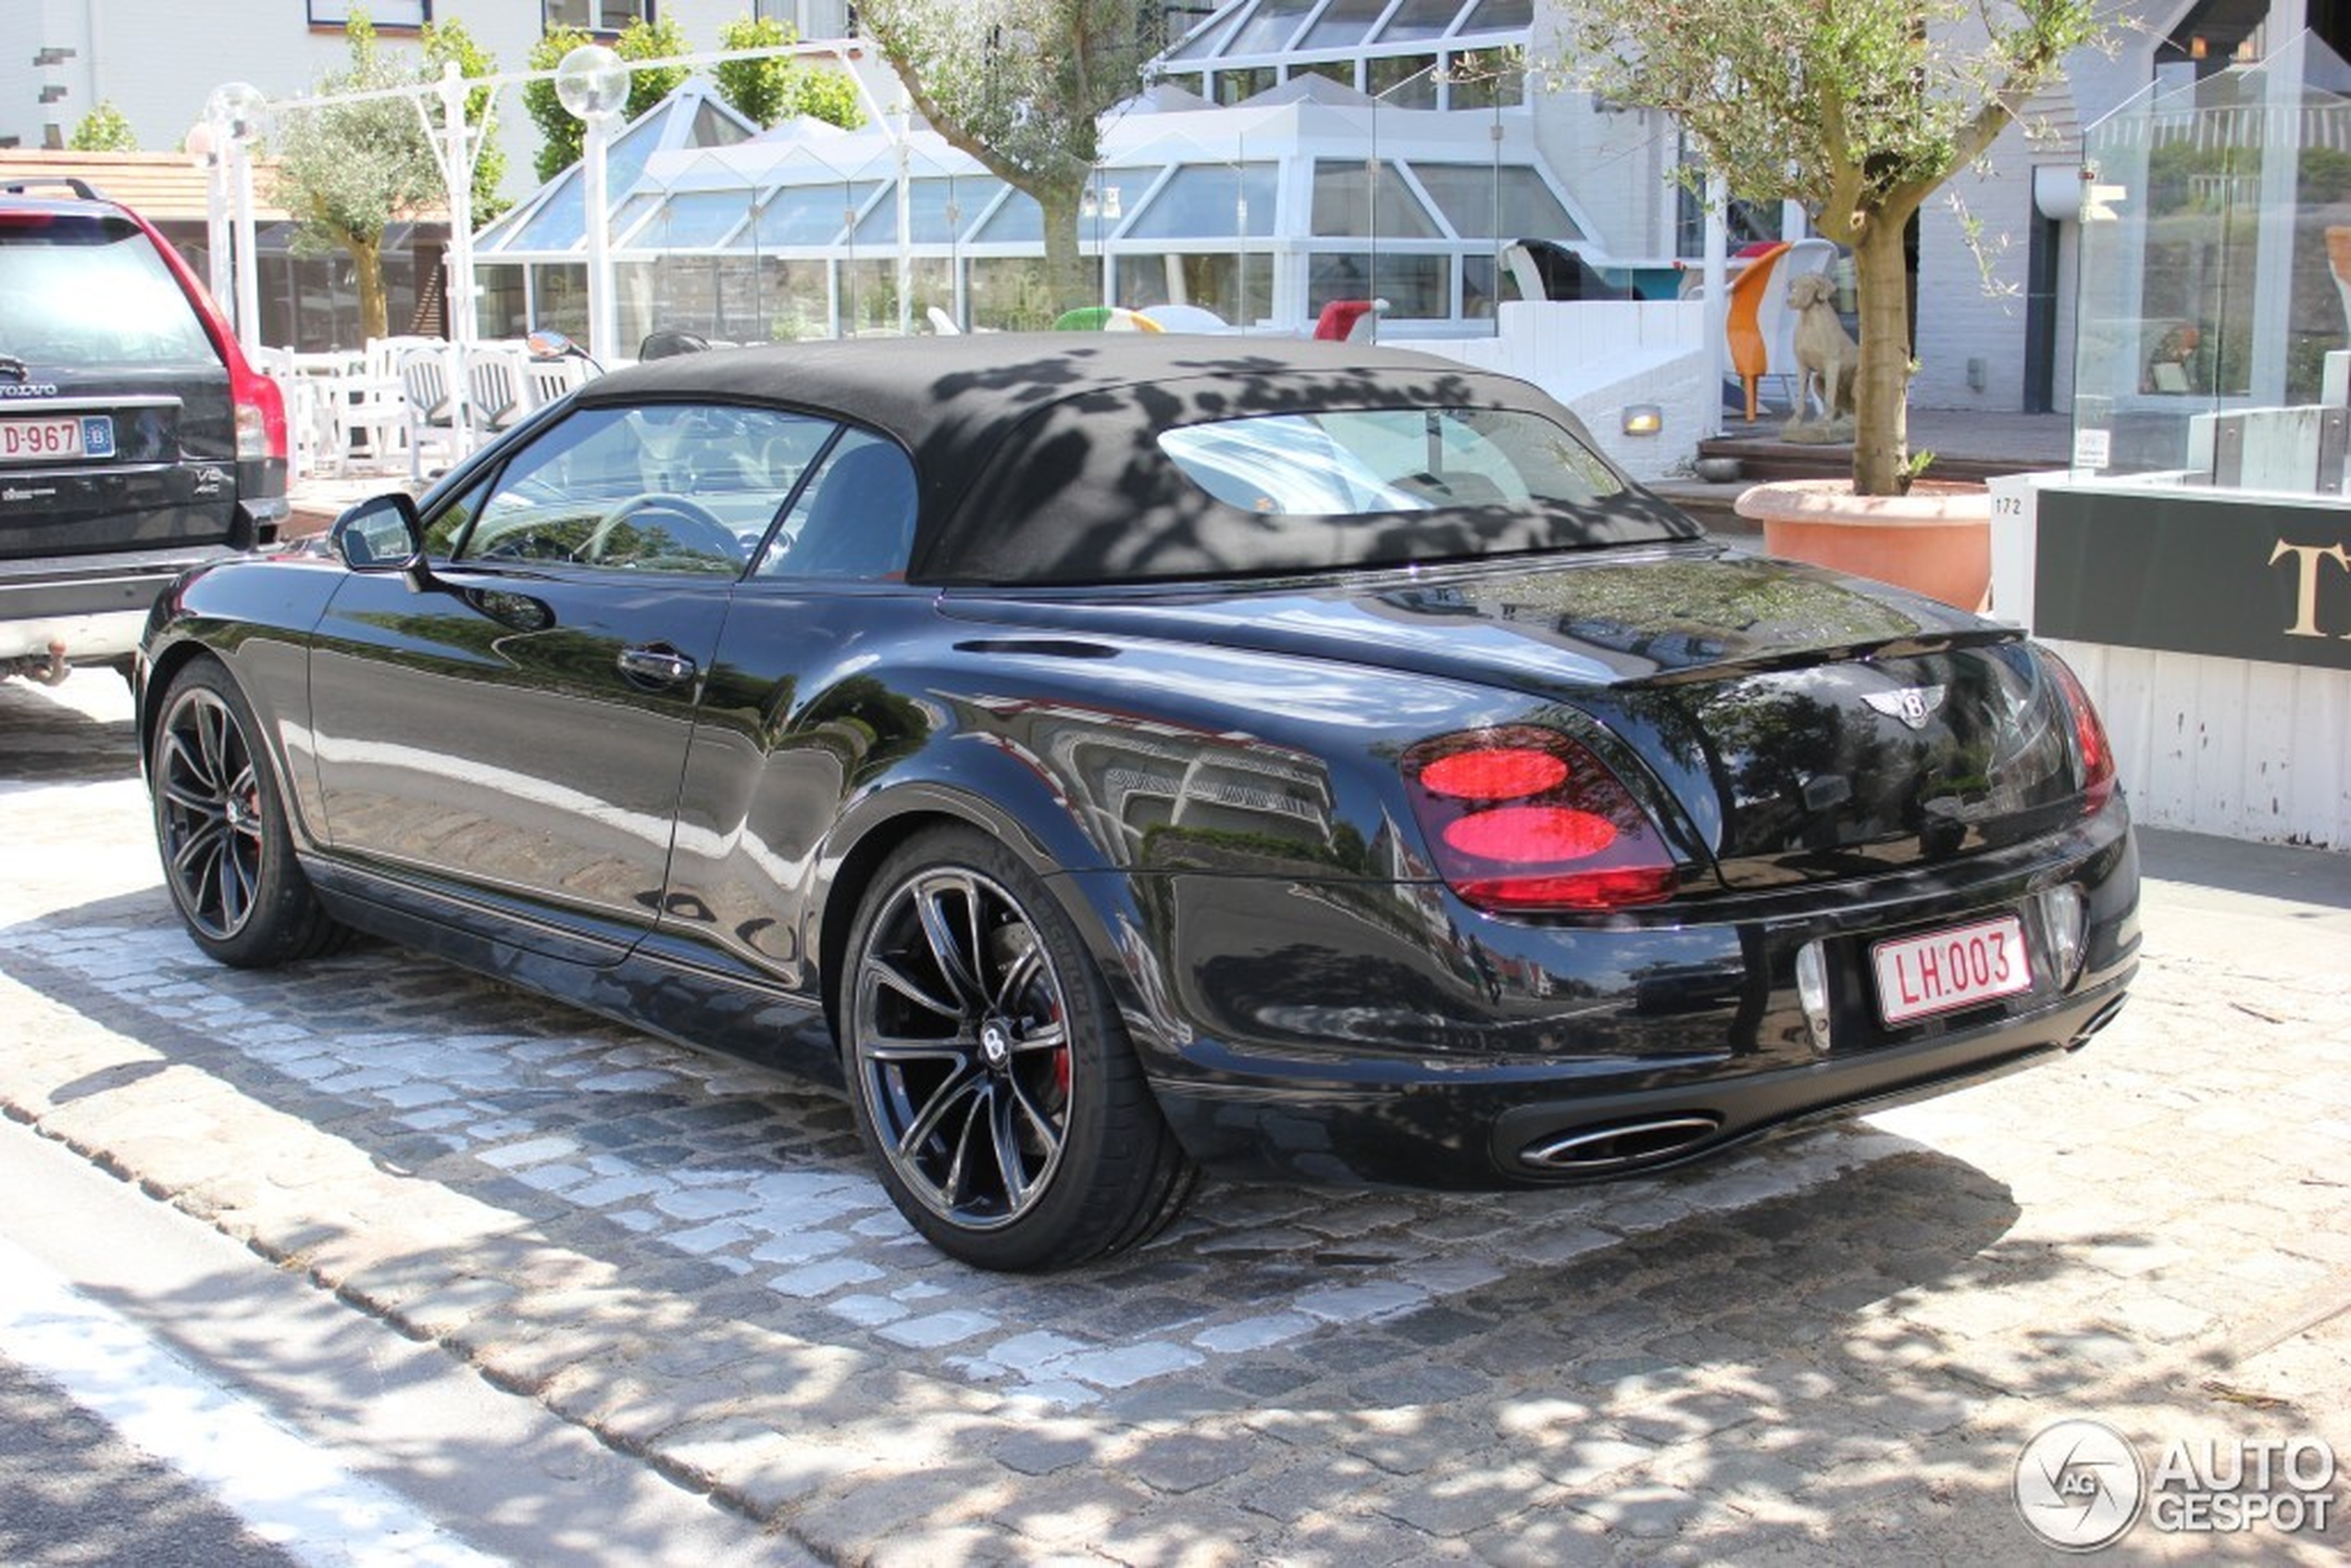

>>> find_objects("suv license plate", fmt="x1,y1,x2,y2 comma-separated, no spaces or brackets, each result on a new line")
1872,915,2033,1026
0,415,113,462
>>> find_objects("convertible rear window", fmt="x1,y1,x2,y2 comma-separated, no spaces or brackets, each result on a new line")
1159,407,1623,516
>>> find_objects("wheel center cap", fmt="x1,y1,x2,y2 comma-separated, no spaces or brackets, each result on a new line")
979,1021,1012,1071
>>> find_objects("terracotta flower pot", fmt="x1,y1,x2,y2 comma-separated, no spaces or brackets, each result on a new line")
1732,478,1992,612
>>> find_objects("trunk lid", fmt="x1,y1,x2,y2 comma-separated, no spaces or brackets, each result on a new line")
939,545,2090,885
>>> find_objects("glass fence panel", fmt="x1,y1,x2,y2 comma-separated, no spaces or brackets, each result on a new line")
2075,31,2351,493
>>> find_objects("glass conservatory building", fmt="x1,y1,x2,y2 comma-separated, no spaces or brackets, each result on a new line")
470,0,1599,348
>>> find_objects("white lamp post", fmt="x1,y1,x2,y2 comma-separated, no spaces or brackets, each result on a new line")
182,120,231,316
204,81,269,355
554,44,628,361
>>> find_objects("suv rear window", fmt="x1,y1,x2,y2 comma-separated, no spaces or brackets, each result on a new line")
0,213,214,367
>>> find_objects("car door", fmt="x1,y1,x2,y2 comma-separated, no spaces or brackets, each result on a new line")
306,400,830,961
643,429,927,991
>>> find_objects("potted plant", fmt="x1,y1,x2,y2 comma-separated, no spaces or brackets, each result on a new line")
1561,0,2104,606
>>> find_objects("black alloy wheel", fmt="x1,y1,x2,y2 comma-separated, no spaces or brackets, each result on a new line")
152,659,346,967
844,828,1196,1270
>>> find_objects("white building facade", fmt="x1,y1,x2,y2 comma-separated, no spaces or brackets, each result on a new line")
0,1,847,197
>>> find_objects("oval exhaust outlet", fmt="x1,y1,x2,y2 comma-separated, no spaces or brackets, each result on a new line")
1521,1114,1722,1173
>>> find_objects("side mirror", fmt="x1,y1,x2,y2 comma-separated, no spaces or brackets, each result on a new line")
526,326,601,374
331,492,434,591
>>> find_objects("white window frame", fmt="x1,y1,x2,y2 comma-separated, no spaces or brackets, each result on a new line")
309,0,429,27
543,0,656,34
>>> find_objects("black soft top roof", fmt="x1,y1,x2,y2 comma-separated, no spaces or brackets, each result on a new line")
583,334,1684,585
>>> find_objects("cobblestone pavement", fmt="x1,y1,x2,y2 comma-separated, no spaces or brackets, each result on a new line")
3,670,2345,1565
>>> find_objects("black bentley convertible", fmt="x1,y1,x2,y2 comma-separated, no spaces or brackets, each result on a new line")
137,336,2138,1270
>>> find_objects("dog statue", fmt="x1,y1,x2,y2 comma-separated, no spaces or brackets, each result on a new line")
1786,271,1857,436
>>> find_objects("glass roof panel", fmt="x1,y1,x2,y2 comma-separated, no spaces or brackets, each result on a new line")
1124,163,1280,239
508,180,588,252
754,181,877,247
1168,1,1255,60
1300,0,1390,48
1311,159,1441,238
641,190,755,248
1457,0,1531,31
1412,164,1579,241
610,192,663,242
974,190,1044,243
1226,0,1321,54
853,179,983,245
1375,0,1470,42
690,100,752,148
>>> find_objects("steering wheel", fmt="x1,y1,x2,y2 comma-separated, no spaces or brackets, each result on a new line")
578,493,743,568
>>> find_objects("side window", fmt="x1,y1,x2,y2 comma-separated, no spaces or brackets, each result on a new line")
450,403,836,574
754,429,920,581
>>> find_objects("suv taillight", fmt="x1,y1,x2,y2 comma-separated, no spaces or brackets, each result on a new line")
2043,653,2116,815
1402,726,1679,912
230,357,287,462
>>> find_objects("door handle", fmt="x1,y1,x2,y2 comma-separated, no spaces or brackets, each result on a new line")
616,644,698,687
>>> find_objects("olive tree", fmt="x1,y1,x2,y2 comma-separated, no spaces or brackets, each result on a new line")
1562,0,2104,493
271,12,442,342
858,0,1157,314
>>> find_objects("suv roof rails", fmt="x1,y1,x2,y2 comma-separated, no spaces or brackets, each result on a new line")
0,176,109,203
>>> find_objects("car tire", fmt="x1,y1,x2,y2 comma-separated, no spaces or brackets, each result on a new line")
152,657,349,968
842,827,1197,1271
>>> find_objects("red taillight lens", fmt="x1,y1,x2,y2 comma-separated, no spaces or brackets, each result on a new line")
230,358,288,462
1421,747,1571,800
1403,726,1679,912
2044,653,2115,815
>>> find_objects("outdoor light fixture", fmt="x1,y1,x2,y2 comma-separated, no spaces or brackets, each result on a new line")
553,44,629,122
555,44,628,362
203,81,268,144
1622,404,1662,436
203,81,268,354
183,120,232,315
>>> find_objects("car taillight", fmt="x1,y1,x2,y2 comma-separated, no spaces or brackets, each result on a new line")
1402,726,1679,912
230,358,287,462
2044,653,2116,815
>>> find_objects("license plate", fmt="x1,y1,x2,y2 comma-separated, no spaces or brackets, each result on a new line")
0,415,113,463
1872,914,2033,1026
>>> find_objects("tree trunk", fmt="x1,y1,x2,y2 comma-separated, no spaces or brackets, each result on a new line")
1037,182,1094,320
351,234,389,342
1848,217,1913,496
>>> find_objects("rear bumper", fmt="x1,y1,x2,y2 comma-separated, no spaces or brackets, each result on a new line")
1152,967,2133,1188
1121,804,2142,1188
0,546,238,664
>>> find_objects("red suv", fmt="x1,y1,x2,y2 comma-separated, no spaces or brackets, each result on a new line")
1,176,287,682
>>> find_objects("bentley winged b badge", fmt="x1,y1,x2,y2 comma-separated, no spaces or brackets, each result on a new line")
1863,684,1948,730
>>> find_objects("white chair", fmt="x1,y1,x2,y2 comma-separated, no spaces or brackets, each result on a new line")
522,353,591,413
397,345,466,479
465,342,532,434
248,346,322,481
925,305,963,335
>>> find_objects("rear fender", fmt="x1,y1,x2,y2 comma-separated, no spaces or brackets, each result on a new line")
806,743,1160,1054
